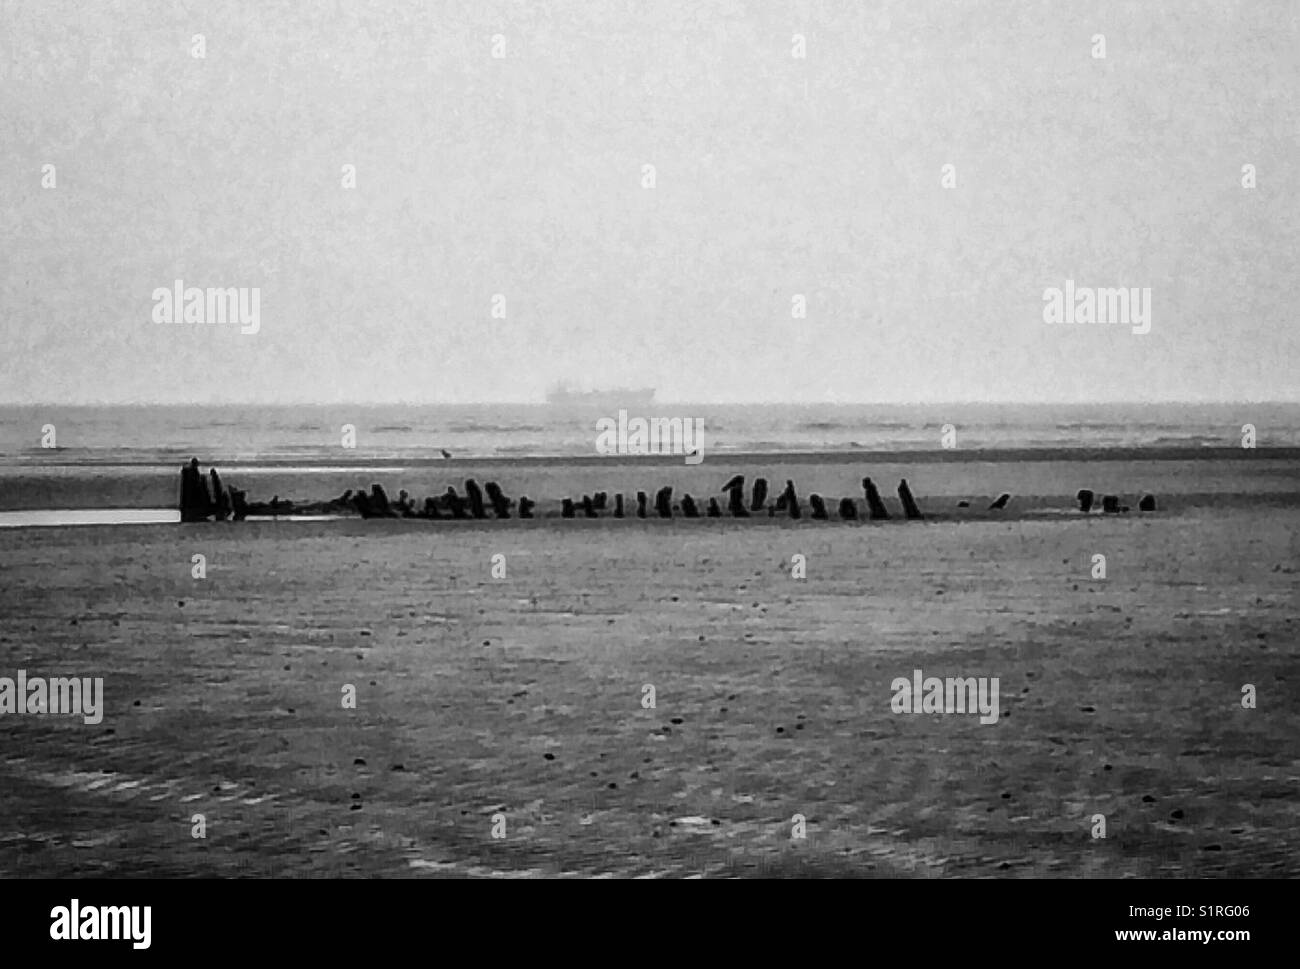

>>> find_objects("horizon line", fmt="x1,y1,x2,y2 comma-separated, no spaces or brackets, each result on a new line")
2,399,1298,408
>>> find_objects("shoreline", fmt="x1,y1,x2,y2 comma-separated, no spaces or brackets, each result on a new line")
2,450,1300,517
2,450,1298,515
5,445,1298,470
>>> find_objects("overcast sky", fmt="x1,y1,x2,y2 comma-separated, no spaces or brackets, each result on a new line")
1,0,1296,404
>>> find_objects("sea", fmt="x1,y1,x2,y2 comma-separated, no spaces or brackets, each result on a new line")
1,402,1296,468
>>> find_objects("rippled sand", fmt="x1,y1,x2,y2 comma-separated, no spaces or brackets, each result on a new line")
0,456,1296,877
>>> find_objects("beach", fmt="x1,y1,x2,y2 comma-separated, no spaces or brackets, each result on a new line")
3,446,1300,514
4,0,1300,907
1,450,1296,877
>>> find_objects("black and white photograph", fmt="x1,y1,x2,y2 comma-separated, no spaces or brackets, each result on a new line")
0,0,1294,951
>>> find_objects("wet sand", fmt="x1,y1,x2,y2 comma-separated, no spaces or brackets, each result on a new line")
2,448,1299,514
0,453,1296,877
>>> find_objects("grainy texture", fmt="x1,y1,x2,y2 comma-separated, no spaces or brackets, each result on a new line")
2,472,1295,877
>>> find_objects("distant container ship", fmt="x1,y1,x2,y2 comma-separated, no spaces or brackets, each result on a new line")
545,383,656,407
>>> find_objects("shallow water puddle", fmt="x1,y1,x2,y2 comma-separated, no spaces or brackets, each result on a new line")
0,509,347,527
0,509,180,527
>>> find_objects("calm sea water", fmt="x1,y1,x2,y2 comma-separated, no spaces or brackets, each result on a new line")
0,403,1295,467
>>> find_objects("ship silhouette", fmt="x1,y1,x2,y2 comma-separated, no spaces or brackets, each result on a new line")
545,383,656,407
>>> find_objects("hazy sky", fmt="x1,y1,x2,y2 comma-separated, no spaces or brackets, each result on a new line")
1,0,1296,404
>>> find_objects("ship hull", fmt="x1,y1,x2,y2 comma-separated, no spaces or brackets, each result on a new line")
546,389,656,408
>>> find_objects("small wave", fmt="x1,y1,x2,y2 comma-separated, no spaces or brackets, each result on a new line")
797,421,846,432
795,420,917,432
1151,435,1229,447
447,422,546,433
222,465,409,474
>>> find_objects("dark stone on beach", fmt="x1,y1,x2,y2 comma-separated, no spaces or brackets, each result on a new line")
1102,495,1120,514
989,492,1011,511
1077,489,1095,513
518,496,535,519
781,480,801,519
1139,494,1156,512
351,491,374,518
216,477,232,520
707,498,722,518
179,458,213,522
751,478,768,513
370,484,396,517
193,461,213,517
443,487,468,519
268,495,295,515
728,489,749,516
561,498,576,519
209,469,230,520
581,494,597,518
397,490,416,517
722,475,749,517
464,480,487,519
728,486,749,516
897,479,923,520
957,500,970,508
838,497,857,520
862,477,890,520
809,494,828,520
681,494,700,518
484,481,512,518
636,491,648,519
613,494,625,518
655,487,674,519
